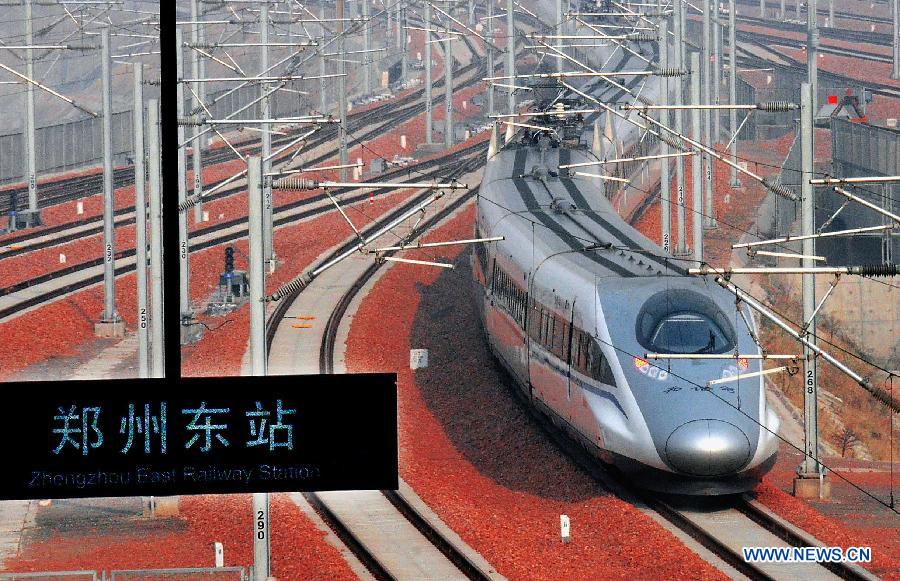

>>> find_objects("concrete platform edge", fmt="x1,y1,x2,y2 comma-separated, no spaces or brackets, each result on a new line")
396,479,507,581
741,495,879,581
288,492,375,581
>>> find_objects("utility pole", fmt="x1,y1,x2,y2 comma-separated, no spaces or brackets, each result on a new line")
680,0,687,69
396,2,402,50
337,0,349,180
191,0,205,225
807,0,819,107
248,156,267,377
96,26,124,338
252,492,270,581
556,0,564,73
486,0,495,117
703,0,717,228
894,0,900,79
506,0,515,115
24,0,39,228
444,33,454,148
260,4,276,270
363,0,372,93
760,0,765,17
659,18,671,254
674,7,689,256
401,7,408,85
728,0,740,188
320,2,328,113
175,29,195,343
691,52,703,263
147,100,164,378
713,4,722,140
134,64,149,378
425,1,434,144
287,0,292,48
828,0,834,26
795,82,827,498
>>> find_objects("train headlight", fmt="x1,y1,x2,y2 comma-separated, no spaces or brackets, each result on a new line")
698,436,729,453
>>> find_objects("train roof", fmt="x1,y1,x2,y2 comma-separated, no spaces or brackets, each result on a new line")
479,139,689,282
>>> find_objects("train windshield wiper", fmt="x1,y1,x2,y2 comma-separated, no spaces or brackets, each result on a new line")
693,330,717,354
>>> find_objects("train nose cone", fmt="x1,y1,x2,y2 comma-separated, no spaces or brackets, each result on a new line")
664,420,751,477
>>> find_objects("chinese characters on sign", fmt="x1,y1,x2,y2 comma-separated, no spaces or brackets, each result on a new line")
51,401,297,456
0,374,398,499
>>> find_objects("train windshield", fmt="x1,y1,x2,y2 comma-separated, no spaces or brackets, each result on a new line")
648,312,731,354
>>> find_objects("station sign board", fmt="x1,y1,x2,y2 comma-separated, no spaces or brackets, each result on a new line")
0,373,398,499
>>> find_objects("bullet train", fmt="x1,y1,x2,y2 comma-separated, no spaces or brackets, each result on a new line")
471,103,780,495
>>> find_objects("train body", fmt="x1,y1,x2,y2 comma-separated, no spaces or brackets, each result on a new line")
472,128,780,494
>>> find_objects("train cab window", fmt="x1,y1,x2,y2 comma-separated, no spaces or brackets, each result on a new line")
586,338,616,386
572,331,588,371
648,312,731,354
474,225,489,273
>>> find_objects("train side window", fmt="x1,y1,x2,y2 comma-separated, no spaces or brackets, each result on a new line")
518,290,527,327
551,315,566,358
570,330,580,367
538,307,547,345
545,314,554,349
528,301,541,341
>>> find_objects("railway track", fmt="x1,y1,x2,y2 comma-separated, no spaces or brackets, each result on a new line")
735,29,893,64
734,13,895,48
733,0,894,26
0,34,483,219
0,31,496,317
0,56,485,260
266,13,646,574
674,31,900,101
735,40,900,100
263,12,879,581
261,11,555,575
524,392,876,581
0,52,481,244
0,138,490,323
283,143,876,581
266,145,490,580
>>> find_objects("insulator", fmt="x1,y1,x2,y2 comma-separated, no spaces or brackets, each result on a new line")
627,32,658,42
267,272,314,302
653,67,689,77
762,178,799,201
178,196,200,212
756,101,797,112
67,44,97,51
273,177,317,190
660,134,684,150
849,264,899,277
177,116,203,126
636,94,654,107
